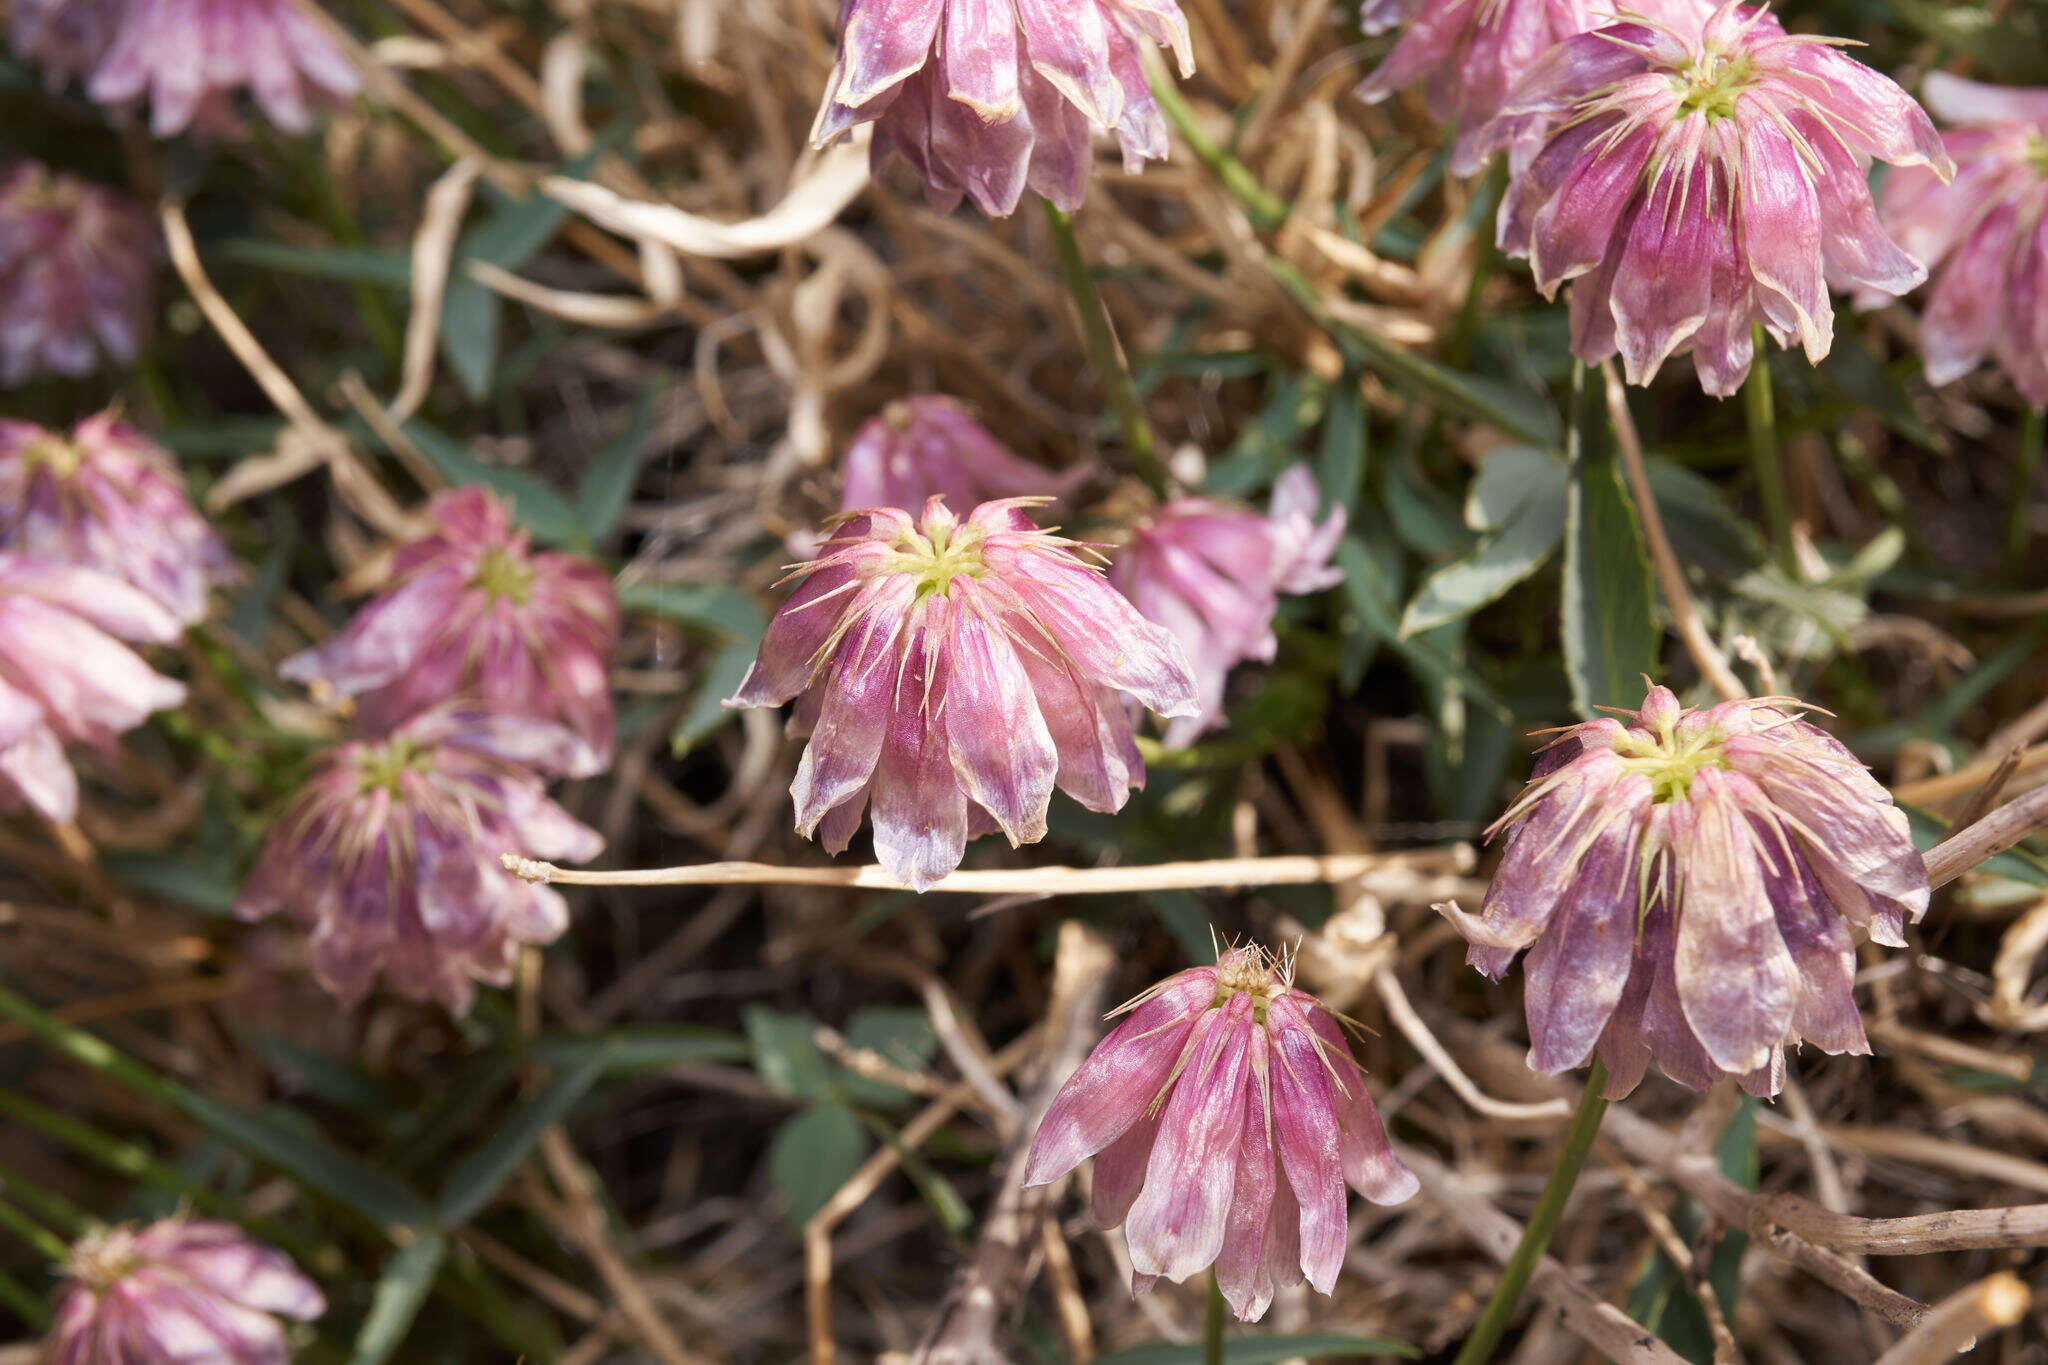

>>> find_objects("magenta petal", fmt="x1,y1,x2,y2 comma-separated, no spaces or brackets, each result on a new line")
1522,778,1648,1074
1213,1028,1278,1322
1089,1109,1163,1229
942,583,1058,844
1738,113,1832,364
1674,775,1797,1075
1773,851,1869,1056
1022,967,1215,1187
1123,999,1253,1284
1266,998,1347,1294
1302,1006,1416,1205
790,605,901,835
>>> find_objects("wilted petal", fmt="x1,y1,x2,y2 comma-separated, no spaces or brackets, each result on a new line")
1124,999,1253,1284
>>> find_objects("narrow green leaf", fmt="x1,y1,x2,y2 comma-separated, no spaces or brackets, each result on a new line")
530,1025,750,1074
436,1050,607,1226
1318,378,1368,513
617,582,766,640
1092,1333,1421,1365
744,1006,837,1101
349,1233,448,1365
673,640,759,754
837,1007,939,1107
1400,474,1566,636
1337,536,1510,720
1561,365,1658,717
577,385,659,544
385,420,583,546
769,1103,869,1226
216,240,413,287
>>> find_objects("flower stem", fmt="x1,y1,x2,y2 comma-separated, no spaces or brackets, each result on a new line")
1205,1269,1227,1365
1742,327,1794,574
2005,407,2044,576
1041,200,1168,500
1146,71,1290,233
1451,1060,1611,1365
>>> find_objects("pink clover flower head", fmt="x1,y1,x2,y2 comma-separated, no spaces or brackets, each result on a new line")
9,0,125,90
281,485,620,777
1867,73,2048,407
839,397,1085,514
87,0,360,136
0,412,236,626
0,161,153,387
727,496,1198,890
50,1218,324,1365
1484,1,1952,396
1446,684,1929,1100
1022,943,1417,1322
0,553,185,824
235,707,604,1013
810,0,1194,217
1110,464,1343,747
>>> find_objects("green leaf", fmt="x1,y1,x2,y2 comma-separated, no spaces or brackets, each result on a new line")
1561,365,1658,718
1400,453,1566,636
744,1006,836,1101
436,1049,607,1225
1092,1332,1422,1365
216,240,413,287
530,1025,750,1074
577,385,658,545
838,1007,939,1107
673,640,759,754
769,1103,869,1226
617,582,766,640
385,419,583,546
349,1233,448,1365
1318,378,1368,514
102,851,241,916
1337,536,1510,721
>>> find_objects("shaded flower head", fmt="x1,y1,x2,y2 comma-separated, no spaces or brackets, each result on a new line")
0,554,184,824
50,1218,324,1365
727,496,1198,889
1866,73,2048,407
88,0,360,136
281,486,620,776
9,0,124,90
839,397,1084,514
0,412,235,626
810,0,1193,217
1111,465,1344,747
0,161,152,387
1445,684,1929,1099
234,708,604,1012
1023,943,1416,1322
1484,2,1951,395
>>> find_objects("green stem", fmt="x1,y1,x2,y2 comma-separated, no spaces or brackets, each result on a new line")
1742,327,1794,574
2005,407,2044,576
0,1091,221,1213
1041,201,1167,499
0,1187,74,1264
1451,1061,1611,1365
1146,72,1290,233
1204,1269,1227,1365
0,1159,93,1237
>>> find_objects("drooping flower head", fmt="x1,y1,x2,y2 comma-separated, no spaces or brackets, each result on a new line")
1023,943,1417,1322
49,1218,324,1365
235,708,604,1013
0,555,184,825
810,0,1193,217
1483,2,1951,396
1866,74,2048,408
0,412,235,626
1444,684,1929,1099
0,161,152,388
281,485,620,777
727,496,1198,889
839,397,1085,514
9,0,125,90
1111,465,1344,747
87,0,360,136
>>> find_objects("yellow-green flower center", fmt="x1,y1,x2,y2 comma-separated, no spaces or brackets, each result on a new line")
2027,133,2048,177
1612,723,1728,804
892,520,987,600
357,736,432,795
24,435,84,479
1213,950,1281,1025
1674,50,1753,121
471,545,535,604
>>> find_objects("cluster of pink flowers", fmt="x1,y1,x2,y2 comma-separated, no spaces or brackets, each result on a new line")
0,161,153,387
11,0,358,136
50,1217,324,1365
246,485,619,1010
0,413,212,823
810,0,1193,215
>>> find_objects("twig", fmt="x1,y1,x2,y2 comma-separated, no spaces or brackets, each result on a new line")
1924,782,2048,888
1602,363,1747,702
506,848,1470,894
1870,1273,2029,1365
804,1030,1043,1365
538,1127,699,1365
1947,745,2025,835
1404,1151,1690,1365
910,922,1118,1365
1038,1215,1095,1364
1373,969,1571,1121
1608,1159,1741,1364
